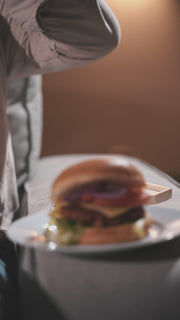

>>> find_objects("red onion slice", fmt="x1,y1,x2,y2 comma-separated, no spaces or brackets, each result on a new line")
65,188,127,202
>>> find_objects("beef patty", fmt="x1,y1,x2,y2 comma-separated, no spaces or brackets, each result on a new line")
60,205,145,227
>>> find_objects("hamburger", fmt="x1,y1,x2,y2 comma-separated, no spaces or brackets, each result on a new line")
45,157,151,246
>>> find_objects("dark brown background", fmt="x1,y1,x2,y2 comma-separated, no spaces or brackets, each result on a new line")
42,0,180,180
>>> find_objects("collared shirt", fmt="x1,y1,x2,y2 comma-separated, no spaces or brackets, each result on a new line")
0,0,120,229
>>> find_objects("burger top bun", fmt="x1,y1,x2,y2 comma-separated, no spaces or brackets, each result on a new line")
51,157,146,202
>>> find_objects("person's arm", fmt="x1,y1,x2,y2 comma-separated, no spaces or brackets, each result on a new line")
2,0,120,80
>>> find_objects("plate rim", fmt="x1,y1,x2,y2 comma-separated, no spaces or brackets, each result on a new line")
7,206,180,254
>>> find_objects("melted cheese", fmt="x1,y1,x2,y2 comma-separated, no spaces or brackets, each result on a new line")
79,202,130,218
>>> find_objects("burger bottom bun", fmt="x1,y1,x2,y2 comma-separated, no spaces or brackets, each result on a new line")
78,213,152,245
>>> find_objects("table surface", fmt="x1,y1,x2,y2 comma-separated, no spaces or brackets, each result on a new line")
20,155,180,320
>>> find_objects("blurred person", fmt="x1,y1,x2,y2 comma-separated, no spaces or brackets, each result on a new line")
0,1,120,318
0,0,120,230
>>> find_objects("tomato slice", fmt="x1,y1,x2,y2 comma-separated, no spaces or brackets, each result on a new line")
92,191,150,207
81,193,93,202
80,191,149,207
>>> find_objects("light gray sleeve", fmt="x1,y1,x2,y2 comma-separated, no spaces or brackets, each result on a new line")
2,0,120,80
7,76,43,188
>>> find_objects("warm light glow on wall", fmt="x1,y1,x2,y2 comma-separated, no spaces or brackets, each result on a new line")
109,0,163,10
43,0,180,176
119,0,146,2
112,0,152,3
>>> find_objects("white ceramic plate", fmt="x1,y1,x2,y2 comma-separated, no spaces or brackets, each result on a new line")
7,206,180,254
